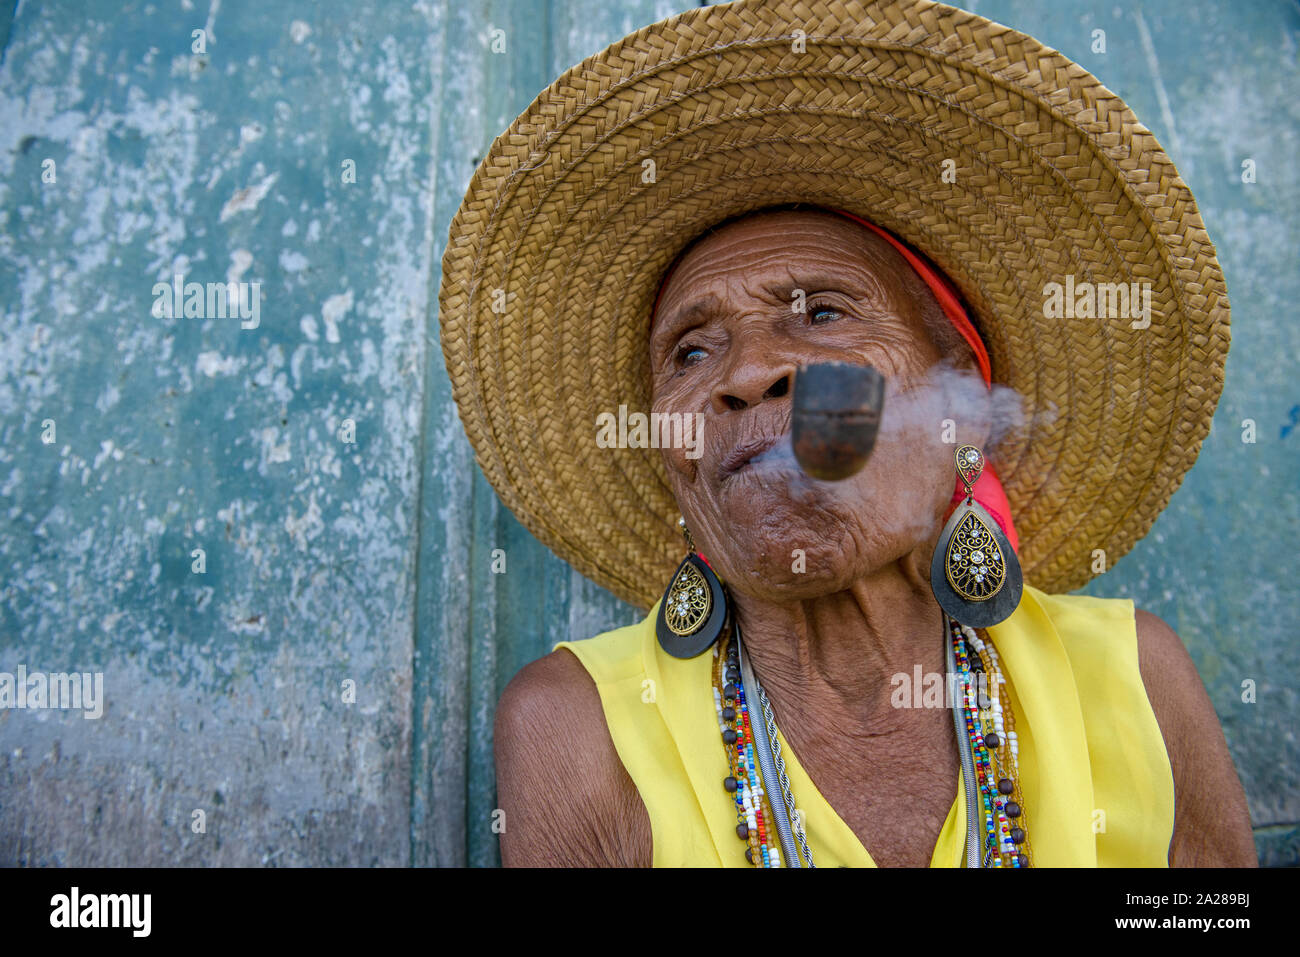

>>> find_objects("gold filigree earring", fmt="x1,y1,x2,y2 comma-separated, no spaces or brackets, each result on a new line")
930,445,1023,627
656,517,731,659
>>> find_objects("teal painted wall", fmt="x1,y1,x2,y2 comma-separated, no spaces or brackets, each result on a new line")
0,0,1295,866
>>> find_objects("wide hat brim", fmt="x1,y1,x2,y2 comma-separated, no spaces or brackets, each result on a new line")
438,0,1229,610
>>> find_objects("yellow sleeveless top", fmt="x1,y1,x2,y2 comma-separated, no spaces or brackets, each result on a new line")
554,584,1174,867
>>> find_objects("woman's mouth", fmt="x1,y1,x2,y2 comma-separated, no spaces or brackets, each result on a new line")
717,433,796,483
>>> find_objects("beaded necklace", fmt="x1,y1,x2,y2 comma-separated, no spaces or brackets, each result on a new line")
711,617,1033,867
712,632,780,866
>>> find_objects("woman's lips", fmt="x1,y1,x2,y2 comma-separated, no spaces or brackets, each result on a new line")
716,433,792,483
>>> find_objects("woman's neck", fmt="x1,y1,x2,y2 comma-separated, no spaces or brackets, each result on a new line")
732,547,949,739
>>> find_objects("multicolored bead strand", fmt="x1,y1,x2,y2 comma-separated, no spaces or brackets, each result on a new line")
957,621,1031,867
713,634,781,867
736,641,780,866
971,627,1031,866
951,621,1001,865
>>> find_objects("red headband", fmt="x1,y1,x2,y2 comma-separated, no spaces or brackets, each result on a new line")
651,208,1018,554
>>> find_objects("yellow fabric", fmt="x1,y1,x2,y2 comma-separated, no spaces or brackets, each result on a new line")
553,583,1175,867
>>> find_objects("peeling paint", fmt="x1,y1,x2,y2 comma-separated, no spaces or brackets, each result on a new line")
219,172,278,222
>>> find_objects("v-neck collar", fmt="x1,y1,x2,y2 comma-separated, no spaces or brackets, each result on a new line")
769,723,966,867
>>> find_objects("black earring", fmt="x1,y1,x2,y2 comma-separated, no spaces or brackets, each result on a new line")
656,518,731,659
930,445,1023,628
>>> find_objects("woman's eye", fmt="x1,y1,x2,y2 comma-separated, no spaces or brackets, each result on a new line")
676,344,706,366
809,303,843,325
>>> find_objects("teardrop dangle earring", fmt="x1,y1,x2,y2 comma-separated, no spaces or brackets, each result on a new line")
930,446,1023,627
656,517,731,659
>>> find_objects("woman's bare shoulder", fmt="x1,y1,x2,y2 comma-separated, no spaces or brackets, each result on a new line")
1133,608,1257,867
493,648,652,866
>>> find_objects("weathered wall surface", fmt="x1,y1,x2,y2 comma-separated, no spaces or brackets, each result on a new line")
0,0,1294,867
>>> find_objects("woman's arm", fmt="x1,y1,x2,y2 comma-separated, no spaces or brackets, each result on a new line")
493,648,653,866
1135,609,1258,866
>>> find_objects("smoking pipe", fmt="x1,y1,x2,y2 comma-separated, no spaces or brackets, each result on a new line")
791,362,886,480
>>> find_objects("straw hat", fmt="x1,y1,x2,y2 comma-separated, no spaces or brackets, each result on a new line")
438,0,1229,610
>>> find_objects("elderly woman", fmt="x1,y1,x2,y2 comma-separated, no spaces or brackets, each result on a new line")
439,0,1256,867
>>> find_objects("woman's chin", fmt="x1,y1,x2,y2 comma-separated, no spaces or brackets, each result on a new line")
709,521,860,597
703,495,935,600
732,566,858,602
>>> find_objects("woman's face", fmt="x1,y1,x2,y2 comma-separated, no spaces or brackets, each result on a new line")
648,210,988,601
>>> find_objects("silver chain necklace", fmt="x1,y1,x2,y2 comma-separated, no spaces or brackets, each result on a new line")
756,681,816,867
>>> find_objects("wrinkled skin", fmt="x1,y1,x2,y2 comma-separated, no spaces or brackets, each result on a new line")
493,210,1258,868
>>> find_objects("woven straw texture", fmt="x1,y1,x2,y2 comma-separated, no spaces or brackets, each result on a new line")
438,0,1229,610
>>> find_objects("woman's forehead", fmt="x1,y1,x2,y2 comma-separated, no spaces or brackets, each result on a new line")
652,210,906,331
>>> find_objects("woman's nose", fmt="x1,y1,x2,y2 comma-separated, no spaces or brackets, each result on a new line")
710,344,797,413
